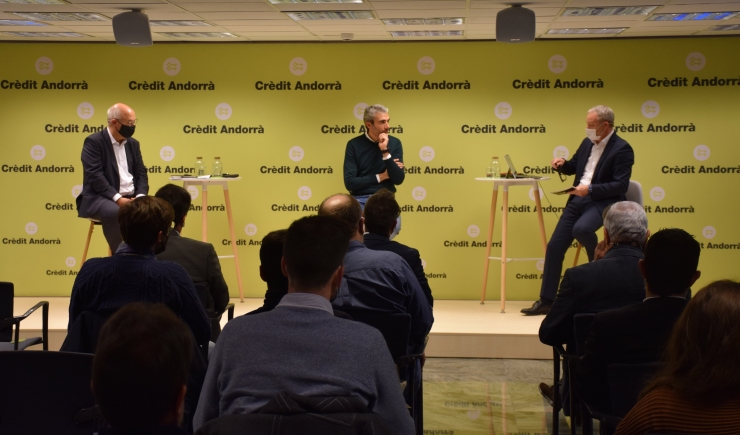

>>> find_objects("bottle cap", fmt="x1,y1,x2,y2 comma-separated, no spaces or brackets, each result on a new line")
492,156,498,159
215,157,221,159
196,156,202,159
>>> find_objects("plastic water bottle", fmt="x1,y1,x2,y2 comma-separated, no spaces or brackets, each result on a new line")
195,157,206,176
490,156,500,179
212,157,223,177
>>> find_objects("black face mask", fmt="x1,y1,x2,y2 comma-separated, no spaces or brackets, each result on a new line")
117,123,135,138
153,232,169,255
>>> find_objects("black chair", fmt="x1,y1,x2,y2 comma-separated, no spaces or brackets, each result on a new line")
193,282,235,342
0,351,101,434
0,281,49,351
608,362,663,418
332,307,425,435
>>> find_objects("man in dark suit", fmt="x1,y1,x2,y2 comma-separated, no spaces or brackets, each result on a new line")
523,105,634,315
363,188,433,307
247,229,289,315
538,201,648,409
155,184,229,342
76,103,149,254
571,228,700,413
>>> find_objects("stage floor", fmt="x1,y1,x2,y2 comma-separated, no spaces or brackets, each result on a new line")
13,298,551,359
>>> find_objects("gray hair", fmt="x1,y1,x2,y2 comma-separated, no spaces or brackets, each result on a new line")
604,201,648,244
107,105,122,122
588,105,615,125
363,104,388,124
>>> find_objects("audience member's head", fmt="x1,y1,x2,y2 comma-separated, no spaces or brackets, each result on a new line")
259,229,289,290
603,201,648,245
92,302,193,429
155,184,191,230
640,228,701,297
318,193,363,239
364,189,400,237
282,216,349,299
643,280,740,404
118,196,173,252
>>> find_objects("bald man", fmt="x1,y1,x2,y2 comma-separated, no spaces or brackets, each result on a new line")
77,103,149,254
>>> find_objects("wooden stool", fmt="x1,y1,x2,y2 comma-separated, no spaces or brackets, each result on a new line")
81,218,112,263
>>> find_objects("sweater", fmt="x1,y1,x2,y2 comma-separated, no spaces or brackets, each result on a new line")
615,388,740,435
193,293,414,434
343,134,404,196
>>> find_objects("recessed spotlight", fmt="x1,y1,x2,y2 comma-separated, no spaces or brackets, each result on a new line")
547,28,627,34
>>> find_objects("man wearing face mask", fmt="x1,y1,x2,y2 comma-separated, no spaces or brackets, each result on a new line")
77,103,149,254
344,104,405,238
522,105,635,315
68,196,211,348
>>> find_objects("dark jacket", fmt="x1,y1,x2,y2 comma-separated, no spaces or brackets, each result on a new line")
363,232,433,307
539,245,646,348
571,296,688,412
77,129,148,217
560,133,634,214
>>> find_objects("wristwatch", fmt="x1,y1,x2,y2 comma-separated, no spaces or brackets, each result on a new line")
381,148,390,154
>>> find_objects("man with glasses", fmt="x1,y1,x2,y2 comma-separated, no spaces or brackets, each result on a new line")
77,103,149,254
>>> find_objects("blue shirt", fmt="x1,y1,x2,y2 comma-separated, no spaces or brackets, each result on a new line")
332,240,433,354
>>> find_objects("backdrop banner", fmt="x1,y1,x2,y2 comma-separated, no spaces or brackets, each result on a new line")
1,38,738,299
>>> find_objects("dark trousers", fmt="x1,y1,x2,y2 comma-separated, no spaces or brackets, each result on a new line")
539,196,603,301
90,200,122,254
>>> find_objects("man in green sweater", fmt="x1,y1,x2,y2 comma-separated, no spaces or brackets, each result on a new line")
343,104,405,238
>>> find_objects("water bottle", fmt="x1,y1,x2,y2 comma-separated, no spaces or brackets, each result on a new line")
212,157,223,177
490,156,500,179
195,157,206,176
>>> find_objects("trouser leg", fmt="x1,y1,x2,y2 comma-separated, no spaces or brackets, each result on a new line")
91,200,122,254
539,199,582,301
573,202,603,262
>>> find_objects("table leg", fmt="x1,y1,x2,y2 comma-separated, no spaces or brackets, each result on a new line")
480,183,499,304
223,186,244,302
501,186,509,313
533,182,548,253
201,185,208,243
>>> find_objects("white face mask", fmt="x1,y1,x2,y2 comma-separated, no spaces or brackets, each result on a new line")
585,123,605,142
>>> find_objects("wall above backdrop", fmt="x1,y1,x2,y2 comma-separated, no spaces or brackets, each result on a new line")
0,0,739,43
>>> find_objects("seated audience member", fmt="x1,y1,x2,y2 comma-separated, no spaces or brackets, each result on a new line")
615,280,740,435
538,201,648,408
93,303,193,435
155,184,229,341
193,216,414,434
363,188,433,307
246,229,288,315
68,196,210,346
318,193,433,355
572,228,701,413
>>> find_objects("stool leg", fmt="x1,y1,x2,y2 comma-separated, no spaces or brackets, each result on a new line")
82,222,94,264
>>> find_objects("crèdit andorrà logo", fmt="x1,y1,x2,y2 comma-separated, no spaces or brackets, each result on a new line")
30,145,46,161
289,57,307,76
77,102,94,120
353,103,368,121
412,186,427,201
417,56,436,75
467,225,480,237
245,224,257,236
641,100,660,119
215,103,232,121
289,146,304,162
419,146,435,162
548,55,567,74
693,145,710,162
494,102,512,120
163,58,181,76
160,146,175,162
685,52,705,72
649,186,665,202
35,57,53,75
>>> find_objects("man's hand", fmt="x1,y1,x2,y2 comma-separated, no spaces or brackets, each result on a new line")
594,240,610,261
551,158,565,170
394,159,404,169
378,133,389,150
115,197,132,207
568,184,589,197
378,170,389,182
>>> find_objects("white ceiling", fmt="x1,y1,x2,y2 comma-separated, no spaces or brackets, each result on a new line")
0,0,739,42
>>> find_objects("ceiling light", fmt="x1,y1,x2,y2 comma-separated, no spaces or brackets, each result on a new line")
287,11,374,20
391,30,462,37
0,19,46,25
1,31,86,36
547,28,626,34
708,24,740,31
383,18,463,25
563,6,658,17
150,20,212,26
270,0,363,3
648,12,739,21
158,32,237,38
12,12,109,21
0,0,68,4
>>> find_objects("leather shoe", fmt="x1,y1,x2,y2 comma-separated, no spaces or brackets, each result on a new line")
539,382,554,407
521,299,552,315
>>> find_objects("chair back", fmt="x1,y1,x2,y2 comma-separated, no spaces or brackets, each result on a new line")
0,282,13,343
194,281,215,315
0,351,99,434
607,362,663,417
573,313,597,356
625,180,643,206
333,307,411,361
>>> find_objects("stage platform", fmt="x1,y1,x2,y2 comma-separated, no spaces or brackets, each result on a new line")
13,298,550,359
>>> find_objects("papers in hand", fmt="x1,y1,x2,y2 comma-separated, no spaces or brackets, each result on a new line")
169,175,211,180
551,187,575,195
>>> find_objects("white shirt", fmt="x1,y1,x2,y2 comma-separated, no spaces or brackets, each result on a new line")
365,132,392,183
107,127,135,202
579,129,614,186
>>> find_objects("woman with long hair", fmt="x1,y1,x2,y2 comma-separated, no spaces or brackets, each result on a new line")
615,280,740,434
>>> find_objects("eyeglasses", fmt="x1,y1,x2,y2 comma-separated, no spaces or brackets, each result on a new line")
558,172,568,183
115,118,138,127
